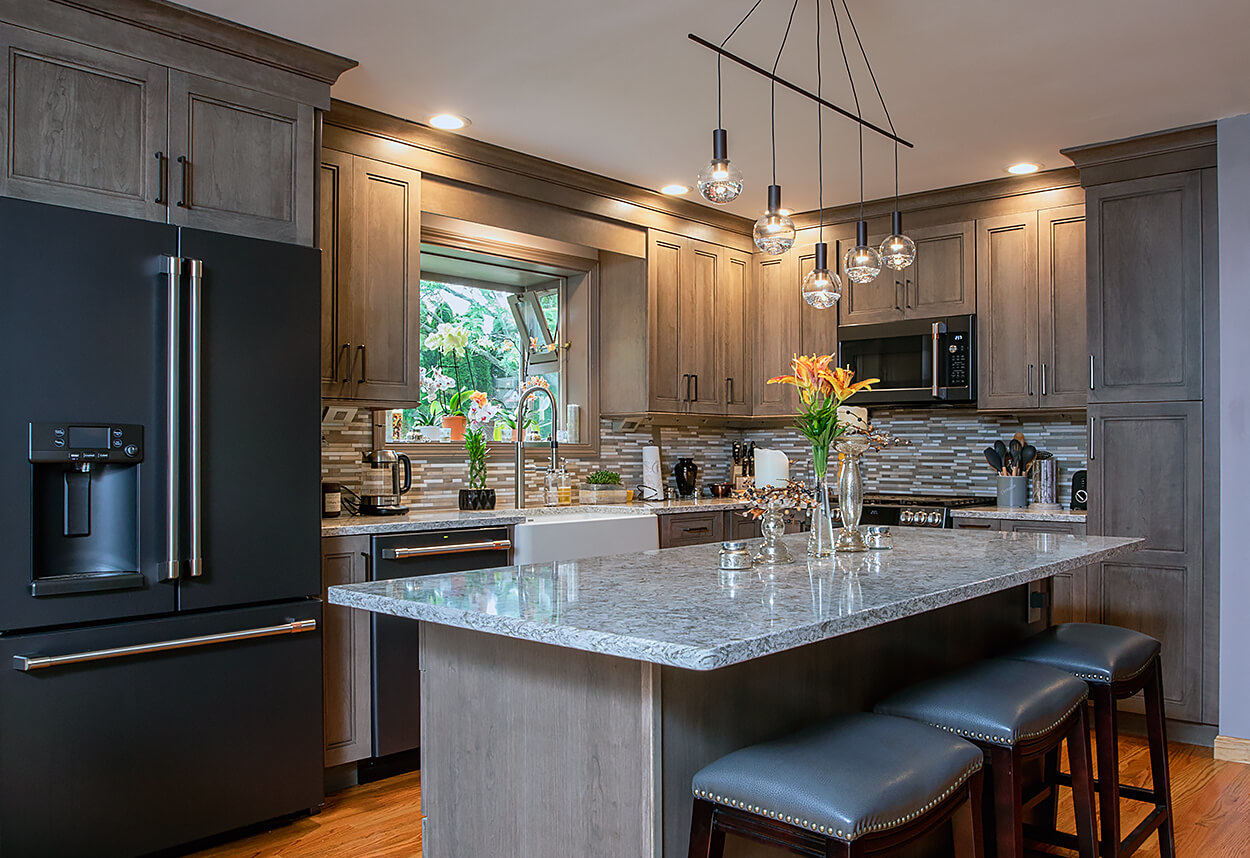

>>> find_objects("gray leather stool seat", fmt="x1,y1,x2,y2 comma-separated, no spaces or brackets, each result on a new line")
691,713,983,842
1005,622,1160,683
873,659,1088,745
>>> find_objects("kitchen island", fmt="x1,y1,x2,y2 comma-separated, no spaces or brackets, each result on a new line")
330,528,1141,858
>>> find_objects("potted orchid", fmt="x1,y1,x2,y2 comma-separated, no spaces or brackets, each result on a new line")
415,367,454,440
459,391,502,510
425,322,472,440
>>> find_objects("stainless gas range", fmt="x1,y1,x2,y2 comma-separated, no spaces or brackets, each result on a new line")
833,493,993,529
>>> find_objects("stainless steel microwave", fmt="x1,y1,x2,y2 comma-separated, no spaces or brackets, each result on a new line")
837,315,975,404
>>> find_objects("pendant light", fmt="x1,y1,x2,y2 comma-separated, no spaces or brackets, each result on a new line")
696,129,743,204
802,4,840,309
832,0,881,285
752,0,800,256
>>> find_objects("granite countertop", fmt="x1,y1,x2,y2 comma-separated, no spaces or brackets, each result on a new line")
952,506,1088,523
329,529,1141,671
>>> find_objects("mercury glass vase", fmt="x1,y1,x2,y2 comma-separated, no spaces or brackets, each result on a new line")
834,435,873,553
753,497,794,564
807,446,835,557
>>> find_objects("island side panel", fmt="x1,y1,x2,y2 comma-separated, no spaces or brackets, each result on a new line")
420,622,659,858
661,586,1041,858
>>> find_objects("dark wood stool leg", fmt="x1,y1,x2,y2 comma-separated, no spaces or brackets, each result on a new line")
1035,746,1061,833
952,771,985,858
1144,657,1176,858
688,798,720,858
990,745,1024,858
1067,705,1099,858
1092,684,1120,858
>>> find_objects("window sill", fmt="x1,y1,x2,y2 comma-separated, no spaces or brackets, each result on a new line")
384,440,600,462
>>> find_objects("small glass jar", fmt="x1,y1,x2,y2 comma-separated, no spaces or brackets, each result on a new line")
543,468,560,507
865,525,893,550
720,540,753,570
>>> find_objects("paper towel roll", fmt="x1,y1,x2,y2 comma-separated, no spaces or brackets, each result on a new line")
641,445,663,500
837,405,869,432
754,449,790,489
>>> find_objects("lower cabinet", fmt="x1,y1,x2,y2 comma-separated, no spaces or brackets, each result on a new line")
660,509,799,548
320,535,371,767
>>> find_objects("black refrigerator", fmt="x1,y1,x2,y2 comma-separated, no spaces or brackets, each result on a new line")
0,198,324,857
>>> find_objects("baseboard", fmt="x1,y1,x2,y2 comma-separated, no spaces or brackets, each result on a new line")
324,762,360,794
1116,711,1217,747
1214,735,1250,764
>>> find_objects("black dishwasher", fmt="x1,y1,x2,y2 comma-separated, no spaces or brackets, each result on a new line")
367,527,511,770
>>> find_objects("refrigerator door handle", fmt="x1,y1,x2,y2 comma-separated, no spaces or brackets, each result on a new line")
159,256,184,582
12,619,317,672
187,258,205,578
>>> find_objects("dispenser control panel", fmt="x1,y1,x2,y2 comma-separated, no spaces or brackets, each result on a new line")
29,423,143,463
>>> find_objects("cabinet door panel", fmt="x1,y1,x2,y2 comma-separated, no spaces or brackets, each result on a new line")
722,249,753,416
1038,206,1087,408
321,536,371,767
169,71,313,244
0,24,167,221
348,156,421,402
684,240,723,414
648,232,685,412
797,241,838,358
320,149,353,398
1087,173,1203,402
753,252,799,415
838,230,903,326
977,212,1039,410
907,220,976,317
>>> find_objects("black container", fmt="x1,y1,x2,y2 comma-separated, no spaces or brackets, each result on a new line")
322,482,342,518
673,457,698,497
1070,470,1088,510
459,488,497,511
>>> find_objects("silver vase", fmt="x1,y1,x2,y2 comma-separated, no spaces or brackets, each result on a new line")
834,436,872,553
753,497,793,564
807,474,836,557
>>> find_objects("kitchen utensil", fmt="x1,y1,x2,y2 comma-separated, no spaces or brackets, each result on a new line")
997,475,1029,508
1013,431,1027,448
1019,445,1037,474
1009,439,1023,473
994,440,1007,465
984,446,1004,474
1003,450,1015,476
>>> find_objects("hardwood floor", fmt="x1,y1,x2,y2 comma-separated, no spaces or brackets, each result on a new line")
186,736,1249,858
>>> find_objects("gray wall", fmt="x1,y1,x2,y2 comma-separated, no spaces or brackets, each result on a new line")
1219,114,1250,741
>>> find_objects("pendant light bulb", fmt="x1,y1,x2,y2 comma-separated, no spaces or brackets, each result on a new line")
753,185,796,255
697,129,743,205
802,242,841,309
879,211,916,271
844,220,882,284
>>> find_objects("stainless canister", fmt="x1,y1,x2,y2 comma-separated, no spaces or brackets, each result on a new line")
719,541,753,570
1031,456,1060,510
864,526,893,550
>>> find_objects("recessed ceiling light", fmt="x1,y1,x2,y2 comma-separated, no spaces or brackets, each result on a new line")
660,184,690,196
1006,162,1042,175
429,113,469,131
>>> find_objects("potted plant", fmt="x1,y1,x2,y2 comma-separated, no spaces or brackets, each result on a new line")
426,322,473,441
580,470,627,505
458,427,496,510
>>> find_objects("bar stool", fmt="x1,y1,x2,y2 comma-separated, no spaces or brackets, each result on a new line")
1006,623,1175,858
687,713,985,858
874,658,1098,858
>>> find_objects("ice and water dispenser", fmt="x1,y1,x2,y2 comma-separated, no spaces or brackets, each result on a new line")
29,422,144,596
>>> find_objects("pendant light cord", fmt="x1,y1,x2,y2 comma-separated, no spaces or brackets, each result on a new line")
816,0,824,241
718,0,766,127
840,0,900,208
829,0,863,220
770,0,802,186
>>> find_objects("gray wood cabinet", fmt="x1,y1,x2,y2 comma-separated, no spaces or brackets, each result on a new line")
1086,173,1204,403
0,23,317,244
1087,401,1205,722
839,220,975,326
321,535,371,767
659,512,724,548
722,248,754,417
1037,206,1088,408
320,150,422,404
752,249,799,416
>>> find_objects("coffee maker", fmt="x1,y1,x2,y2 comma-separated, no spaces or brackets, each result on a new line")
360,449,413,515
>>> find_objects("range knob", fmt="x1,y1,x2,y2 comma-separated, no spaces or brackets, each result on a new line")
927,511,943,526
900,510,914,524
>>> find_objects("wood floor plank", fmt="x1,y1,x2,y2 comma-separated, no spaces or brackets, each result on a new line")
186,736,1249,858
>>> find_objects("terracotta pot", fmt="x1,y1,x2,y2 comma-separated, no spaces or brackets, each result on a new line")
441,414,467,441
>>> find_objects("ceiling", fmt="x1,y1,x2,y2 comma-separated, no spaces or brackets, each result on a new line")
179,0,1250,218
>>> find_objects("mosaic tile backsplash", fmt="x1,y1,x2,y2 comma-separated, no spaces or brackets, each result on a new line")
322,407,1088,509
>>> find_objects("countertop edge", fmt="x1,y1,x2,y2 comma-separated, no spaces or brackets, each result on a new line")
951,506,1087,523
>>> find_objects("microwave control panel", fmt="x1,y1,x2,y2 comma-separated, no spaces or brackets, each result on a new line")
946,333,970,386
29,423,144,463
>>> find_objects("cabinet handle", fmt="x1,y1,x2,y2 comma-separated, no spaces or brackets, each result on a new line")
726,377,734,405
1088,416,1096,461
338,343,352,382
1089,354,1095,391
1040,363,1048,396
682,527,710,535
356,345,367,384
682,374,691,402
692,374,698,402
176,155,190,208
1028,364,1034,397
905,278,913,309
895,280,903,311
154,152,168,205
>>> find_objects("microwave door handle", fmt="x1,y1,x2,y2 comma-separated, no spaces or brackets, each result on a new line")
931,321,947,399
160,256,183,581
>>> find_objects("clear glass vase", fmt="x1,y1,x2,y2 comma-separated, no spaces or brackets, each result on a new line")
834,435,872,553
807,446,836,557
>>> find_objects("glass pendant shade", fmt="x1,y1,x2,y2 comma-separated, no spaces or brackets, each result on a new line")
696,129,743,205
802,242,841,309
844,220,882,284
879,210,917,270
753,185,796,255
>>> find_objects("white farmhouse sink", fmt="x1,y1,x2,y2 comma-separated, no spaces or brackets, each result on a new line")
512,511,659,565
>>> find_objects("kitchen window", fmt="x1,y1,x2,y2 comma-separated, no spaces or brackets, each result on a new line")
384,239,596,451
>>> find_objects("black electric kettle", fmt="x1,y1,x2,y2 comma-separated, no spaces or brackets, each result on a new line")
360,449,413,515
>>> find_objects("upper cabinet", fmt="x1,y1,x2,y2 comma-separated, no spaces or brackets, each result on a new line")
838,220,975,326
1086,172,1204,403
0,12,349,246
320,150,422,404
976,207,1087,411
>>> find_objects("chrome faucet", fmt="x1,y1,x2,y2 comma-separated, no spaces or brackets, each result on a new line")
514,385,559,509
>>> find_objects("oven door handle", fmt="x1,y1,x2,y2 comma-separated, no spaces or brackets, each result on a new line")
931,321,947,400
382,540,512,560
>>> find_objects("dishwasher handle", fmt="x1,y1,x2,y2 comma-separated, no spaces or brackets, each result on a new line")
382,539,512,560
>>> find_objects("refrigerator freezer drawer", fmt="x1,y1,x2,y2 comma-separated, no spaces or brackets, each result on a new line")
0,601,324,858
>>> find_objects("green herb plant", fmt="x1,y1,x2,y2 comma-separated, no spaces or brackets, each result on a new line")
586,470,622,485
